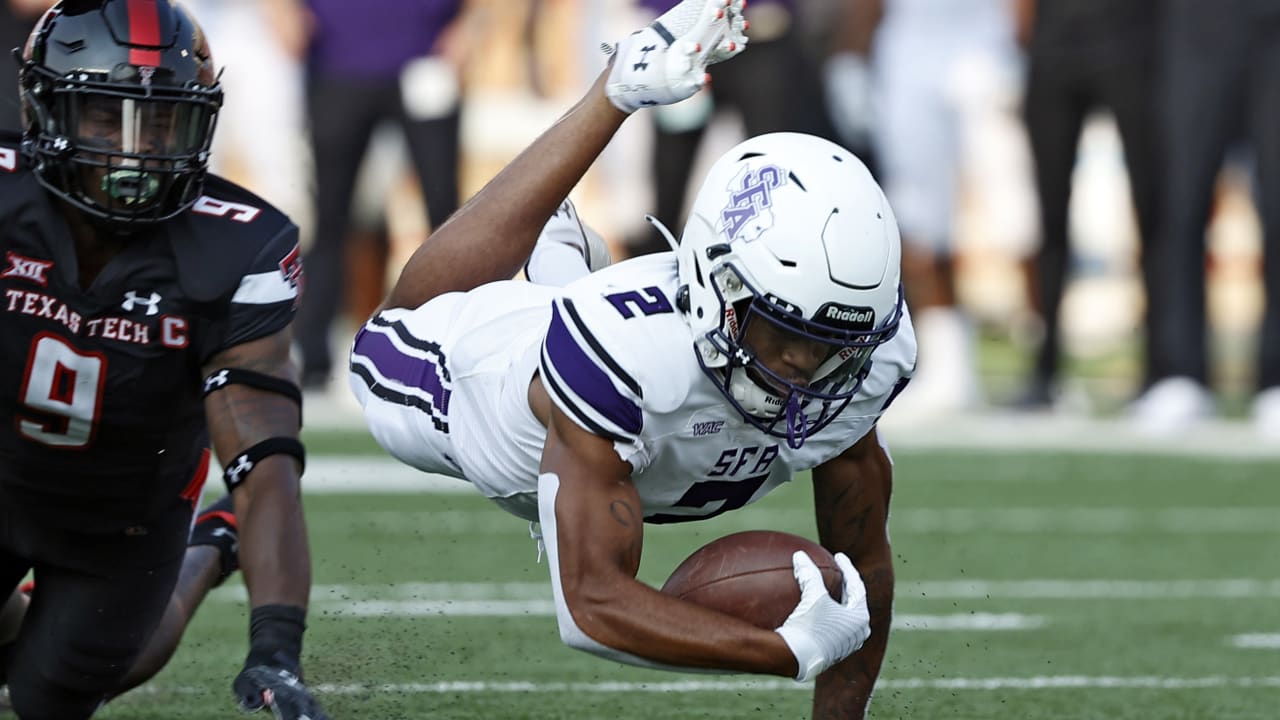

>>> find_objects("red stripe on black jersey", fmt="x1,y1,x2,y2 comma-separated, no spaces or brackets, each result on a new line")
179,448,211,507
126,0,163,67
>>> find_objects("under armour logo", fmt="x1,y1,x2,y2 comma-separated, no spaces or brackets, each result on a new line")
210,526,239,553
226,455,255,484
204,370,230,393
633,44,657,71
2,252,53,286
121,290,162,316
52,136,70,153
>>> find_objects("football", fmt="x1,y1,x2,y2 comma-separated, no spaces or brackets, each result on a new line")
659,530,843,630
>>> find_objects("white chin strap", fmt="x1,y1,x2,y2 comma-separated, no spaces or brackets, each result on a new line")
729,370,784,417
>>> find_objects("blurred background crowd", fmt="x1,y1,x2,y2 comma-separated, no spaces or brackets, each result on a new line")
4,0,1278,441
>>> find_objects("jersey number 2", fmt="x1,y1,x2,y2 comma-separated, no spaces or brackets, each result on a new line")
18,334,107,448
605,287,673,319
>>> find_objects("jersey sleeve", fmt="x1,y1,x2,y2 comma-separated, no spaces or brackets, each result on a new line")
539,294,649,468
214,223,303,352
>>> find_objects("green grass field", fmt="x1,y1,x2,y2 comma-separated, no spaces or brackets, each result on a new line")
96,446,1280,719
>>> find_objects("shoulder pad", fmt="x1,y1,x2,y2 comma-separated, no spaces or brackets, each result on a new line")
168,174,299,302
545,266,700,424
0,130,28,175
0,132,45,223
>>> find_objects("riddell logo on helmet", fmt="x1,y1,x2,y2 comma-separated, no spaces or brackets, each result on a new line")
816,303,875,332
823,306,874,324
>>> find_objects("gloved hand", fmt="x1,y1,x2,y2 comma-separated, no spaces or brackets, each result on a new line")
605,0,748,113
233,652,329,720
774,551,872,682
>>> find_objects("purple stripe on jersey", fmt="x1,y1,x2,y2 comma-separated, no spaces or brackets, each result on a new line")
352,327,450,413
544,304,642,436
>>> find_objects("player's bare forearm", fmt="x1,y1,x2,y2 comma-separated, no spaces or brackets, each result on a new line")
813,553,892,718
383,69,627,310
811,429,895,718
542,409,798,676
203,331,311,610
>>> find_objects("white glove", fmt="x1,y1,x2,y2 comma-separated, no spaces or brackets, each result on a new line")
824,52,876,149
774,551,871,683
605,0,748,114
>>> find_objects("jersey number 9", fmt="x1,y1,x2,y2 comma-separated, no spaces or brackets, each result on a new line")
18,333,107,448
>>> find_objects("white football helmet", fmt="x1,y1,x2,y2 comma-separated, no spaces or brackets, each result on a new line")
672,133,903,447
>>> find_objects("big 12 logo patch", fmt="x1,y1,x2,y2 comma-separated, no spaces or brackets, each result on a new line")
278,243,305,308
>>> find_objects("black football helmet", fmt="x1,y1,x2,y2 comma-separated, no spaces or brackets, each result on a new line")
16,0,222,226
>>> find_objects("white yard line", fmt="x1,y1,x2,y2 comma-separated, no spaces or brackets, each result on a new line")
891,507,1279,534
137,675,1280,697
300,675,1280,694
906,579,1280,599
319,600,1043,630
259,455,1280,495
304,389,1280,461
271,504,1280,535
1230,634,1280,649
209,578,1280,604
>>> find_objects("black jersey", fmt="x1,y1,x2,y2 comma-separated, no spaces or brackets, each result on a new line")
0,132,302,532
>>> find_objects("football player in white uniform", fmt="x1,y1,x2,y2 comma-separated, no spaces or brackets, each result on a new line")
350,1,915,716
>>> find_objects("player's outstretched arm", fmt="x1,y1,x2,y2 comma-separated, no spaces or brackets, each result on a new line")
536,403,800,676
202,329,328,720
809,429,896,720
381,0,746,312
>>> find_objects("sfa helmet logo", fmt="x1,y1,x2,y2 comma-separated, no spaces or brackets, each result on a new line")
720,164,787,242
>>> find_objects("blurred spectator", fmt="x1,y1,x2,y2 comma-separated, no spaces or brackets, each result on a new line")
823,0,880,169
625,0,837,257
1134,0,1280,436
859,0,1025,416
286,0,474,390
1017,0,1163,409
1,0,53,131
182,0,309,228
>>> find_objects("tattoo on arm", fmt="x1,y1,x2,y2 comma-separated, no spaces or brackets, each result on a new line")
609,500,637,528
608,499,642,570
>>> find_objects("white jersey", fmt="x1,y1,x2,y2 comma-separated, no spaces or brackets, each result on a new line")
350,254,916,523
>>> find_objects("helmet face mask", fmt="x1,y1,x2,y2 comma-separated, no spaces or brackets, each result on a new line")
677,133,904,448
18,0,222,227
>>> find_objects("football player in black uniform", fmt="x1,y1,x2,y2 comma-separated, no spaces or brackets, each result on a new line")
0,1,324,717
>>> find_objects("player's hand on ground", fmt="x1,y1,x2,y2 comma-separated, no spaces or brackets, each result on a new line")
605,0,748,113
773,551,871,682
233,657,330,720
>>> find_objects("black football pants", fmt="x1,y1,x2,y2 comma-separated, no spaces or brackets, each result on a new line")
1023,43,1162,389
1150,0,1280,388
295,71,462,384
0,500,189,719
